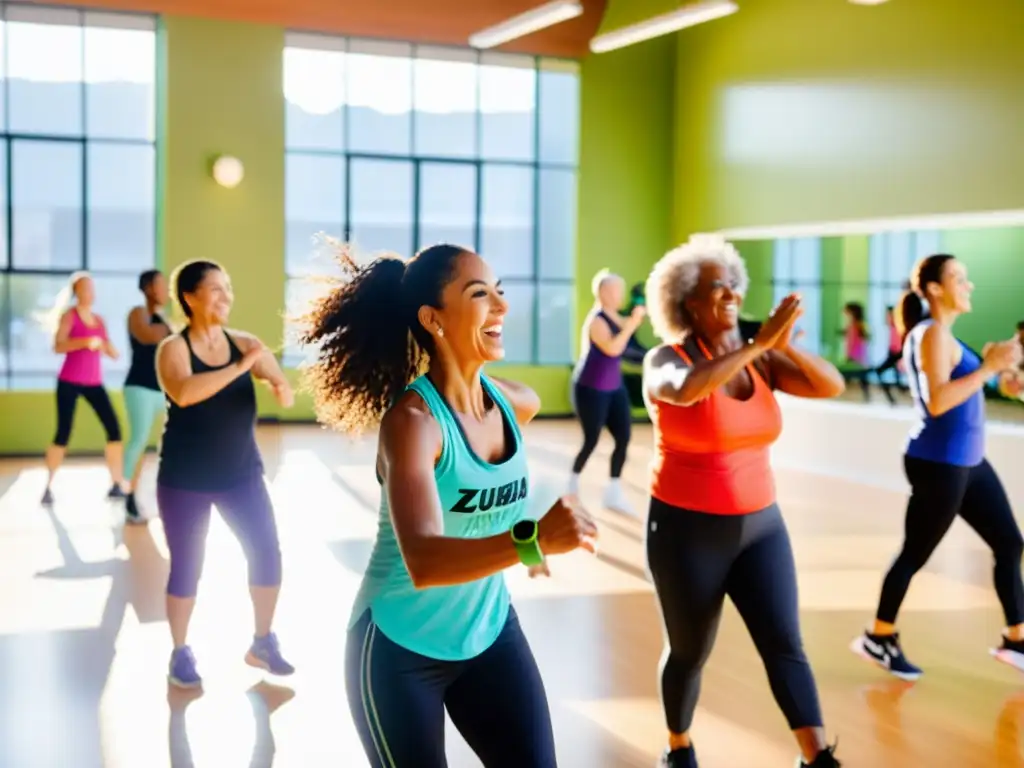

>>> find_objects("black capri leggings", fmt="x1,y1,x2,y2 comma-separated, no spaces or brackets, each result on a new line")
646,498,823,734
345,607,556,768
53,380,122,447
876,456,1024,626
571,382,631,478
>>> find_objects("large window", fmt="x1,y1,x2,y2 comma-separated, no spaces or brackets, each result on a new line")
772,237,823,355
0,5,156,390
867,230,941,364
283,33,580,366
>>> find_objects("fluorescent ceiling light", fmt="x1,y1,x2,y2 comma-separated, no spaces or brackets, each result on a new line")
468,0,584,49
716,208,1024,241
590,0,738,54
849,0,890,5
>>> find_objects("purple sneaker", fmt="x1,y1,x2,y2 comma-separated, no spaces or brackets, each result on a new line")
168,646,202,689
245,632,295,676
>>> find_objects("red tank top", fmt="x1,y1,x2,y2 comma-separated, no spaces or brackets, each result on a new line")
649,339,782,515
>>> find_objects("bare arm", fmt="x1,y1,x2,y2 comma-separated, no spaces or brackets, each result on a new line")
380,400,522,589
765,346,845,399
589,313,641,358
488,376,541,425
231,330,288,387
52,311,94,354
156,335,252,408
128,306,171,345
918,324,993,417
644,341,765,406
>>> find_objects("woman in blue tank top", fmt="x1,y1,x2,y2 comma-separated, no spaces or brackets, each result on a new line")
569,269,646,515
299,242,599,768
852,253,1024,680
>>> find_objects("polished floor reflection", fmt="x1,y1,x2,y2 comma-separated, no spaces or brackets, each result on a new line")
0,421,1022,767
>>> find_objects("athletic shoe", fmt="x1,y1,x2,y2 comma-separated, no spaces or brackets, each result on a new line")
797,743,841,767
603,481,636,516
124,494,146,525
990,634,1024,673
168,646,202,689
659,745,697,767
107,484,126,500
567,473,581,497
41,487,53,506
245,632,295,676
849,631,922,681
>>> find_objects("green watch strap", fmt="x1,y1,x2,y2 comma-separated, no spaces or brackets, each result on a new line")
511,520,544,567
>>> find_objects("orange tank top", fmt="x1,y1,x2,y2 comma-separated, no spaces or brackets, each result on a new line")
649,339,782,515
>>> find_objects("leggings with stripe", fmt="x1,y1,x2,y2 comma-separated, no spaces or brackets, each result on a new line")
345,607,557,768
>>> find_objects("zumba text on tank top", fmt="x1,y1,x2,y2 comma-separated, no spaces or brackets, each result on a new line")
351,374,531,662
157,330,263,491
575,311,625,391
904,321,986,467
58,309,106,387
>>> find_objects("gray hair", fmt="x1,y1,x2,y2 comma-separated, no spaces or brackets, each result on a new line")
590,268,622,298
645,233,749,341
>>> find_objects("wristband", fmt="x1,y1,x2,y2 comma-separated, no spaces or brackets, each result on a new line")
511,519,544,567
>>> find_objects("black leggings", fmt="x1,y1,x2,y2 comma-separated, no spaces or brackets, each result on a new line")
345,607,556,768
876,456,1024,626
646,498,823,733
571,383,631,478
53,380,122,447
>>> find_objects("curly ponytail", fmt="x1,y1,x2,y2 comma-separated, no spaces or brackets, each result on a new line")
298,238,467,436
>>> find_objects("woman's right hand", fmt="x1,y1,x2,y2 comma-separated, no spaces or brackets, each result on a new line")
982,339,1022,373
753,294,803,351
239,339,266,371
629,305,647,327
86,336,103,351
538,495,599,556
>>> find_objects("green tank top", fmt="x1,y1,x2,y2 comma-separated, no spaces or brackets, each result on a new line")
350,374,531,661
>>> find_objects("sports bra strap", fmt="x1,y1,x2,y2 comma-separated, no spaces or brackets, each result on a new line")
674,336,769,387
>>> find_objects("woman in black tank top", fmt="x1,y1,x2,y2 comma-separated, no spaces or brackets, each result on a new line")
153,260,295,690
122,269,171,524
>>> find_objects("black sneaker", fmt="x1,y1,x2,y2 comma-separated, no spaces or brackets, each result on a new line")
41,487,54,506
991,634,1024,673
797,743,840,767
850,631,922,681
659,745,697,767
107,484,126,500
125,493,146,525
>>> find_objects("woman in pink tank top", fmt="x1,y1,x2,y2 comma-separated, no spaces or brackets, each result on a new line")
840,301,871,401
41,272,125,506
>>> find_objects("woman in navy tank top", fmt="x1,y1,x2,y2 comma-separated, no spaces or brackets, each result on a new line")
569,269,646,515
852,253,1024,680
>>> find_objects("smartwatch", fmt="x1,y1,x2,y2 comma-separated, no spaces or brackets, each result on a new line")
511,519,544,566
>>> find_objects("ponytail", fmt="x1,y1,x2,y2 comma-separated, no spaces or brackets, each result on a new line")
36,270,90,336
898,252,956,342
298,237,467,436
895,290,926,341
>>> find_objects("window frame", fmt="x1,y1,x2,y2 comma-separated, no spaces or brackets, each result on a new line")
0,4,158,390
283,32,579,367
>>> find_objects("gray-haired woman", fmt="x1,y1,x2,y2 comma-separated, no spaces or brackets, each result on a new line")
641,234,845,768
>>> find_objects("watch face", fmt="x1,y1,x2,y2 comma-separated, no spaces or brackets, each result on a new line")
512,520,536,541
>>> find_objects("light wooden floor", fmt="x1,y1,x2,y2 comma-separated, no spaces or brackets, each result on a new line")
1,421,1022,768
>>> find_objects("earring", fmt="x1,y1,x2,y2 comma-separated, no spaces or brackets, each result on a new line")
437,327,444,338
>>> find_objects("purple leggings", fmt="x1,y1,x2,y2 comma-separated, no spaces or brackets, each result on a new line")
157,473,283,598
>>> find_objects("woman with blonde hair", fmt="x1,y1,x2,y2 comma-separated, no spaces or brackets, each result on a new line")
41,271,124,505
568,268,646,515
642,234,845,768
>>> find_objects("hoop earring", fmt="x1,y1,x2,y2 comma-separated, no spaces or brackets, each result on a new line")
437,328,444,338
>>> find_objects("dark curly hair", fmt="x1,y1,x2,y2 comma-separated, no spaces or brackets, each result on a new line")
298,239,468,436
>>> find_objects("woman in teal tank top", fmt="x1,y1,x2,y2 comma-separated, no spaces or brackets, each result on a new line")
300,242,599,768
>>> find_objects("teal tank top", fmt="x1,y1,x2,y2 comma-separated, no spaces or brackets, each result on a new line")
350,373,531,661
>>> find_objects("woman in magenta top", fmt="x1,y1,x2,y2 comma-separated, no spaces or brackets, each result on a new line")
841,301,871,401
874,305,905,405
42,272,125,505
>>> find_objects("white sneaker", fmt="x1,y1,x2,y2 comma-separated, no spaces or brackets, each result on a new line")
602,481,635,516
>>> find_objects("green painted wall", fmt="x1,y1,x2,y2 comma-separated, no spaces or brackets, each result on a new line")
576,35,677,355
673,0,1024,236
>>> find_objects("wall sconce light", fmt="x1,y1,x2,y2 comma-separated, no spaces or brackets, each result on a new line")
210,154,245,188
